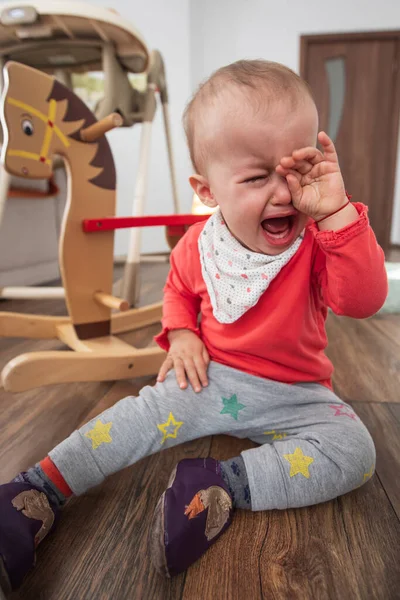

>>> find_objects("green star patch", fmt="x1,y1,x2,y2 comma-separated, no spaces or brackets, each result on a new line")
220,394,245,420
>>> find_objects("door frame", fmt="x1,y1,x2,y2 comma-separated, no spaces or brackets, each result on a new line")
300,31,400,252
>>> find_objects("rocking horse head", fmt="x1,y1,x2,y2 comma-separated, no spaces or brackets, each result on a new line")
0,61,116,189
0,61,120,342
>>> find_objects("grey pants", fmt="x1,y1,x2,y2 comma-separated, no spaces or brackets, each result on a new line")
50,361,375,511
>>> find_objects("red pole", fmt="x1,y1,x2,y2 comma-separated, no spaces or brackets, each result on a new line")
82,213,210,233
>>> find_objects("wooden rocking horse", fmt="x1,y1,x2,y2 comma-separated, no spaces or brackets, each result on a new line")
0,61,167,392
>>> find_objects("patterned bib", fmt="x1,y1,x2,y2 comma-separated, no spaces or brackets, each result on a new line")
198,208,303,323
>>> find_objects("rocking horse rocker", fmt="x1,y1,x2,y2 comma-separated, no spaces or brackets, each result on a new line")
0,60,168,392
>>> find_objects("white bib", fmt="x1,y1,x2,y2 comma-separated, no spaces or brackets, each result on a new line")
198,208,303,323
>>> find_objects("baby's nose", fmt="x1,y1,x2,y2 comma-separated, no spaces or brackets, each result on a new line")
271,174,292,205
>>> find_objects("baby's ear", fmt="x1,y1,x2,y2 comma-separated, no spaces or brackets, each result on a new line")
189,174,218,208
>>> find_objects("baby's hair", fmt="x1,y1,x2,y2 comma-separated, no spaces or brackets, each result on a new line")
183,59,314,174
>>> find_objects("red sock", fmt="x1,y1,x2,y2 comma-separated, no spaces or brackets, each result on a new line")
40,456,73,497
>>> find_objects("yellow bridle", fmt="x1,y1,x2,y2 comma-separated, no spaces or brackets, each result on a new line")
6,97,70,165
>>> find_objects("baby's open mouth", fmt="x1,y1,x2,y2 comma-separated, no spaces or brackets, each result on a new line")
261,215,294,239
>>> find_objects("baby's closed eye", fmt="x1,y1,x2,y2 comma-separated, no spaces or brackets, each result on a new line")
242,174,269,184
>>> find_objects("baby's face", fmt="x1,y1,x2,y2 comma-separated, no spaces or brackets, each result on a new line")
203,96,318,255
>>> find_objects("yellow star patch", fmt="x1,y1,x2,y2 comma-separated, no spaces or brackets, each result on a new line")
283,447,314,479
264,430,287,440
157,412,184,445
363,465,375,482
84,420,113,450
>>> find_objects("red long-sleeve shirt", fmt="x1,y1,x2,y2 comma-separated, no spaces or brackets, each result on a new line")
155,203,388,390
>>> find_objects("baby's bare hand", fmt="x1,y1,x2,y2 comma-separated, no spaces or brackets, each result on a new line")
157,329,210,393
275,131,346,220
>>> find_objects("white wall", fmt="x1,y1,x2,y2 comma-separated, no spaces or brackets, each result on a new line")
391,127,400,244
94,0,192,256
189,0,400,244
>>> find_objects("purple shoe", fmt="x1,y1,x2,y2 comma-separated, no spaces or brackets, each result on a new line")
150,458,233,577
0,482,58,594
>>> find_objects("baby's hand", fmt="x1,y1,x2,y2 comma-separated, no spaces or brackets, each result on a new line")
276,131,347,221
157,329,210,393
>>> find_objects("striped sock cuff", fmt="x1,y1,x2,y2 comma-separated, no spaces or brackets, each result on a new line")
40,456,73,497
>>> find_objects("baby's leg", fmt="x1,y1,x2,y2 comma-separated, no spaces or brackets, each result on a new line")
238,382,375,511
25,367,239,497
149,371,374,576
45,362,269,496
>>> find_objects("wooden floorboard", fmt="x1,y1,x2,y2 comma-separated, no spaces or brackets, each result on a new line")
257,477,400,600
0,263,399,599
325,313,400,404
350,401,400,520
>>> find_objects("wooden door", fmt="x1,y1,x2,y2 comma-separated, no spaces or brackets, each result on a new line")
301,33,400,253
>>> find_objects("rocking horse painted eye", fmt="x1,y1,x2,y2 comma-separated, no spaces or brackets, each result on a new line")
21,118,34,136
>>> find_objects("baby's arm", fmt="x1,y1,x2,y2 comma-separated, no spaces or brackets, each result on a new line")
155,227,210,392
276,132,387,316
311,202,388,317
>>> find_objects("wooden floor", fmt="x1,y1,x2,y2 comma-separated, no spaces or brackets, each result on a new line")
1,261,399,600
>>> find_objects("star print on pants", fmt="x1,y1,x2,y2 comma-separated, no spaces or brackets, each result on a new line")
157,412,184,445
363,465,375,482
283,447,314,479
264,430,288,440
220,394,245,420
84,420,113,450
329,404,357,420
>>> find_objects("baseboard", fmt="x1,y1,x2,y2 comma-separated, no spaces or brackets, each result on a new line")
379,262,400,314
114,253,170,265
0,259,60,287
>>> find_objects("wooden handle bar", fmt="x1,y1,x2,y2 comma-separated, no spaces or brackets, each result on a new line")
94,291,129,312
80,113,123,142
